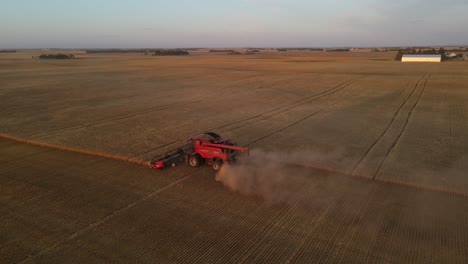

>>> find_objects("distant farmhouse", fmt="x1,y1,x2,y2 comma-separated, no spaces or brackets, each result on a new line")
401,54,441,62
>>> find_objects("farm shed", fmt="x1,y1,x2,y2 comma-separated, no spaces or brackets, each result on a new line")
401,54,441,62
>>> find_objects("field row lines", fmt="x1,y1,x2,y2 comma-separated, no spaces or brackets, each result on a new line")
186,172,323,263
252,171,333,263
0,133,149,167
14,169,198,264
218,77,360,133
130,76,357,159
28,99,203,139
349,73,431,178
0,158,138,255
23,72,284,140
182,181,291,263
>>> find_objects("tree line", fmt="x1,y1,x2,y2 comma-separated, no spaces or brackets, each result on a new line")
38,54,75,59
152,49,189,56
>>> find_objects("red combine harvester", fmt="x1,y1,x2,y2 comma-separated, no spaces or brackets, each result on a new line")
150,132,249,171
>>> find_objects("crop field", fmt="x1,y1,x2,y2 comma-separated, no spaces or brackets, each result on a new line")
1,51,468,263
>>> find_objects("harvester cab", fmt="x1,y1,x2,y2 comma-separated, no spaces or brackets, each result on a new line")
150,132,248,171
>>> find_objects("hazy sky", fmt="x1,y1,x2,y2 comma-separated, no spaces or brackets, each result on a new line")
1,0,467,48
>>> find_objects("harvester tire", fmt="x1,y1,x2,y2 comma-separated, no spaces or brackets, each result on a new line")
188,154,202,167
212,160,223,171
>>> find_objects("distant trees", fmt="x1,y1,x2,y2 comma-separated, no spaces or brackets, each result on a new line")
209,49,236,53
445,47,468,52
325,48,350,52
245,49,260,55
438,48,445,55
39,54,75,59
0,50,16,53
152,49,189,56
86,49,191,55
208,49,245,55
86,49,150,53
276,48,324,52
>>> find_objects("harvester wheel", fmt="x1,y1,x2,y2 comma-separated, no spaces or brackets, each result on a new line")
212,160,223,171
188,154,202,167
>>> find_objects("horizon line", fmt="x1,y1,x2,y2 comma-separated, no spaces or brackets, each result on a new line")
2,44,468,51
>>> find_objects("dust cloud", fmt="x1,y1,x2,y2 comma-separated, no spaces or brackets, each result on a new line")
215,148,344,204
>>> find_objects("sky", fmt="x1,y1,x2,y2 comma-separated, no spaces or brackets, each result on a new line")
1,0,467,48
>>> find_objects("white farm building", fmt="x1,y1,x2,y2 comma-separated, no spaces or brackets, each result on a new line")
401,54,441,62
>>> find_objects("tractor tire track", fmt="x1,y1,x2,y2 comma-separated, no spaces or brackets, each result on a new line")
246,96,347,147
350,74,428,176
226,81,356,132
134,77,359,159
373,75,431,179
212,77,360,132
246,108,324,147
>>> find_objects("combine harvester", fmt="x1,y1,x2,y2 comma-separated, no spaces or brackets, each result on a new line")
150,132,249,171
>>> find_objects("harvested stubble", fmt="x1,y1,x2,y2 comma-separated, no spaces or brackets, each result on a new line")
1,140,467,263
